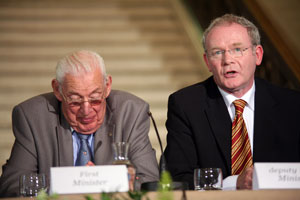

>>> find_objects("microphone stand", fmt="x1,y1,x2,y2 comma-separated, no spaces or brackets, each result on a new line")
148,112,167,174
144,112,188,194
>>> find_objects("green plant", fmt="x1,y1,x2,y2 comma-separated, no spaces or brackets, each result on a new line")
158,170,173,200
37,190,149,200
158,170,173,191
37,172,174,200
84,191,148,200
37,189,59,200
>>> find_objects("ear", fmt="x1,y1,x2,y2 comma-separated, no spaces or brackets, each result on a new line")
51,79,63,101
203,53,213,72
255,45,264,65
104,75,112,97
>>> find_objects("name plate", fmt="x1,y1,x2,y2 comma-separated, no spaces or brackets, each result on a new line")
253,163,300,190
50,165,129,194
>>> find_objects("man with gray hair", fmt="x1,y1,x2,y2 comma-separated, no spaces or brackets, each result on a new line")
164,14,300,190
0,50,159,197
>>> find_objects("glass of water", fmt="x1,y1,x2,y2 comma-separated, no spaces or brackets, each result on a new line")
194,168,223,190
19,173,47,197
112,142,131,166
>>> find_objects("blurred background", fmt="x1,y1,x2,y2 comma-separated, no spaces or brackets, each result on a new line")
0,0,299,174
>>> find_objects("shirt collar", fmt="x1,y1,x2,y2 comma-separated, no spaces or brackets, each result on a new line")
218,82,255,111
70,127,94,138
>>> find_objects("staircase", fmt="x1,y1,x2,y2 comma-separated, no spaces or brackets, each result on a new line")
0,0,210,172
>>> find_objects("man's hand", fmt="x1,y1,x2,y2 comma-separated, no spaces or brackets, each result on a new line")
85,161,95,166
85,161,136,191
127,166,136,191
236,167,253,190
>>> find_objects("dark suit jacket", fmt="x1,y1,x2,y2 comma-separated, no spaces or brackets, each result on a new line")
164,76,300,189
0,90,159,197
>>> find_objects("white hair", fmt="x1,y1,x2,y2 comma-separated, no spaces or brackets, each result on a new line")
55,50,107,90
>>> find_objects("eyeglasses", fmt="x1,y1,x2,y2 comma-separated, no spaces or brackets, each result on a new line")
61,92,105,108
207,46,253,60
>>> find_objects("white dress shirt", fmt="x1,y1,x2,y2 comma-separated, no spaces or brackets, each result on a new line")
218,83,255,190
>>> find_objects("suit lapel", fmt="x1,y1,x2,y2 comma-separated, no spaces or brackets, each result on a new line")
204,78,232,172
94,105,115,165
47,97,73,166
56,111,74,166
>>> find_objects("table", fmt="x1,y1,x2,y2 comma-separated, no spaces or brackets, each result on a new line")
2,190,300,200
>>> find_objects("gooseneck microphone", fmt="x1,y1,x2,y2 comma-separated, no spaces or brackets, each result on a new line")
148,111,167,173
142,112,188,192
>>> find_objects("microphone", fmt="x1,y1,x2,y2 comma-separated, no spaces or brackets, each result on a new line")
142,112,188,191
148,111,167,173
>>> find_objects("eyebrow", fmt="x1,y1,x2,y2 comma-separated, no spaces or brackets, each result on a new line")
210,43,244,50
232,43,243,47
67,88,104,98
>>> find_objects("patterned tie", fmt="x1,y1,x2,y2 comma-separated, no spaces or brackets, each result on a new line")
231,99,253,175
75,132,93,166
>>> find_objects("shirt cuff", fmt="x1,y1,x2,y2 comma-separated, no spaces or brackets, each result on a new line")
223,175,238,190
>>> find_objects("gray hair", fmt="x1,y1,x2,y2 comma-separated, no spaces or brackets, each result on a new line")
55,50,107,90
202,14,261,51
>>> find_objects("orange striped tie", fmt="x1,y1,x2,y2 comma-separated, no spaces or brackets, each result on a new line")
231,99,253,175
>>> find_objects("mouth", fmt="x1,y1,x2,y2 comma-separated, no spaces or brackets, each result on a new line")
224,70,237,77
80,116,96,124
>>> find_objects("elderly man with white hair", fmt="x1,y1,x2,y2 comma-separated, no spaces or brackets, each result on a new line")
0,50,159,197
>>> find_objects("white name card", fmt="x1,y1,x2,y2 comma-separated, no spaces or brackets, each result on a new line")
50,165,129,194
253,163,300,190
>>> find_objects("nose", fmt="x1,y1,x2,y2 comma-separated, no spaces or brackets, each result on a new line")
80,101,92,115
222,50,234,65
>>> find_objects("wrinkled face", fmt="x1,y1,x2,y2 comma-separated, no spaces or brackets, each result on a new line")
204,23,263,97
53,68,112,134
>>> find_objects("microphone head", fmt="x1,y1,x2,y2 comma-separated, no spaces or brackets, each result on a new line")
159,155,167,174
